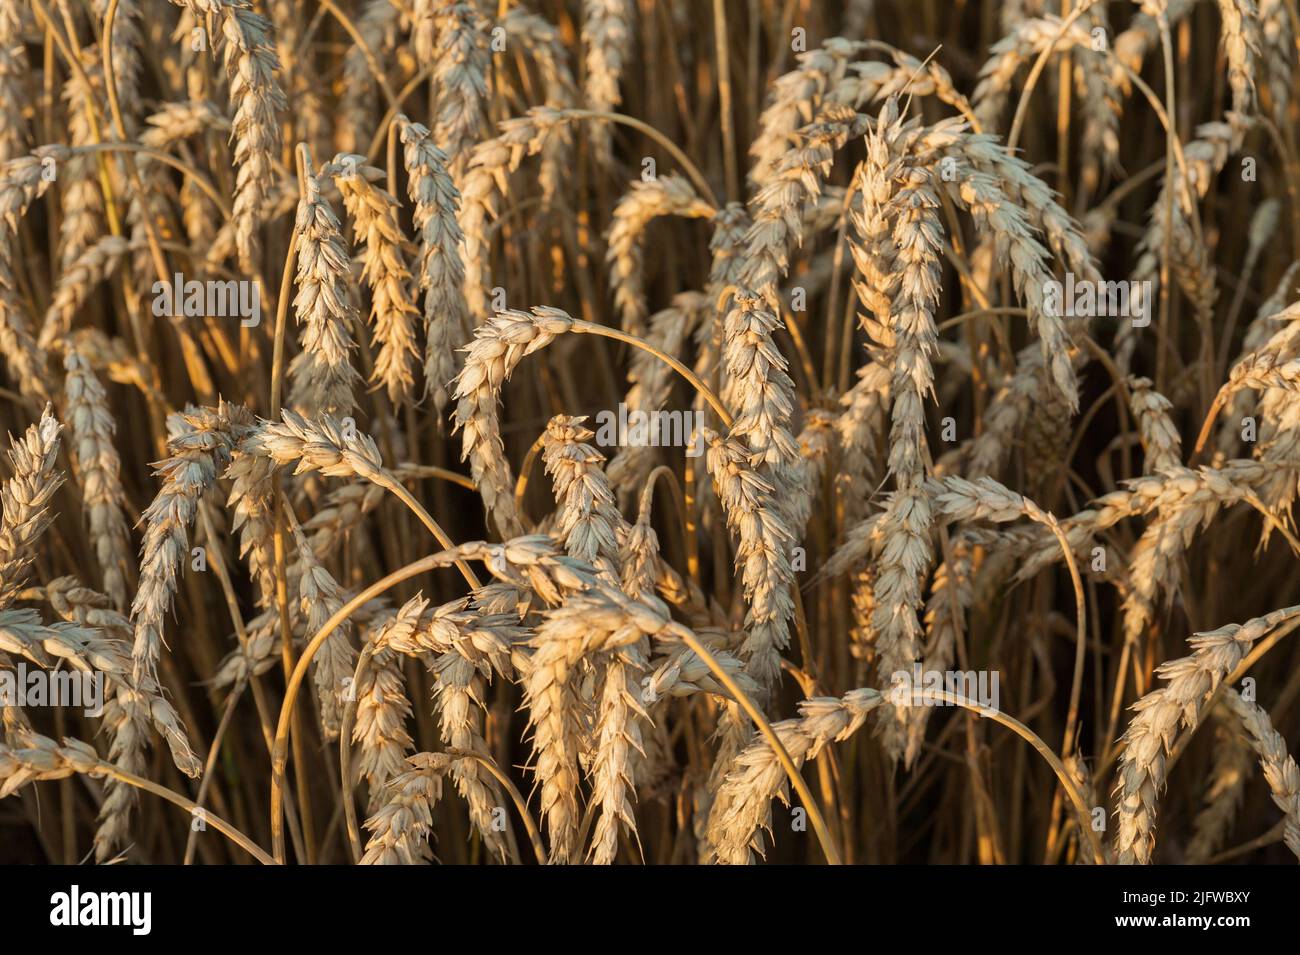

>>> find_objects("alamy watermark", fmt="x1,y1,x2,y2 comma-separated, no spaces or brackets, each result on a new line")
889,664,1001,712
593,403,704,457
1043,272,1151,328
50,885,151,935
152,272,261,327
0,664,103,717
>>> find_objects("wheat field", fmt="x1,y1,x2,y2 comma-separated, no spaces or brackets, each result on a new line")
0,0,1297,866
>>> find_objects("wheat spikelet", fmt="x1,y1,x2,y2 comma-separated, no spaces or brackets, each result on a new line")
541,415,626,570
934,141,1082,408
30,580,201,857
718,284,803,544
431,1,491,186
0,146,66,401
422,598,522,863
965,346,1044,478
1078,4,1122,197
1224,351,1300,397
537,413,650,863
223,443,279,608
96,0,144,129
588,643,648,864
908,542,973,762
0,408,64,608
140,98,231,153
287,519,355,740
740,110,865,306
875,113,948,478
835,362,890,525
55,67,105,271
524,585,677,862
1119,461,1286,659
1215,0,1260,116
749,39,870,189
501,7,578,203
457,107,574,318
0,734,109,798
453,307,578,537
1122,115,1252,366
867,486,933,762
1258,0,1294,127
701,428,794,690
973,16,1097,132
1008,458,1288,580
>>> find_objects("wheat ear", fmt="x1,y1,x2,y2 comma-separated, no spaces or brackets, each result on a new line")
0,407,64,609
398,118,470,415
1220,686,1300,860
288,160,362,417
62,348,134,611
1113,605,1300,863
329,154,420,404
